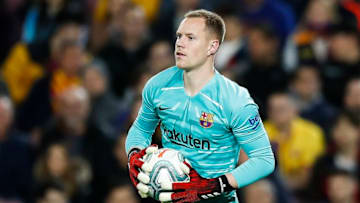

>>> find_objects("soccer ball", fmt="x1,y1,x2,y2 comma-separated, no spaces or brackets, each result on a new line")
141,148,190,201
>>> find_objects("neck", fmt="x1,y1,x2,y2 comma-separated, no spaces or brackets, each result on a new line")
183,60,215,96
274,120,292,138
122,36,142,51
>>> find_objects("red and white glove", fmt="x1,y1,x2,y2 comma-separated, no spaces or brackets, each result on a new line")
159,161,234,203
128,144,158,198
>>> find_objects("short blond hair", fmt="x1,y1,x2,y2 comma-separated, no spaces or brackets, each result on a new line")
185,9,226,44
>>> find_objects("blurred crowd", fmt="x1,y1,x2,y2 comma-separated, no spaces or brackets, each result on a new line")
0,0,359,202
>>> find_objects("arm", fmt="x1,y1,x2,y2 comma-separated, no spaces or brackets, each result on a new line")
125,81,160,155
156,103,275,203
125,80,160,194
228,103,275,188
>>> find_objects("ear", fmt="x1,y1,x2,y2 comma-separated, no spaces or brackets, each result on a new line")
208,40,220,56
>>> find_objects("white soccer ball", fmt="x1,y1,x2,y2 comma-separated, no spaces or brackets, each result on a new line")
140,148,190,201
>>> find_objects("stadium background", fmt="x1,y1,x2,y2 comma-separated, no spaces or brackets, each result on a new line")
0,0,359,202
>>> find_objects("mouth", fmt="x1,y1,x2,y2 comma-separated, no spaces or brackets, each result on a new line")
176,51,186,57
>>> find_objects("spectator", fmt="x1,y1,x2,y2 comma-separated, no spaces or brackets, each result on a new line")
239,24,288,115
343,77,360,115
90,0,130,52
0,95,33,202
99,4,151,97
238,0,296,46
264,93,325,196
34,143,91,202
321,25,360,106
22,0,86,45
215,5,247,80
289,65,337,136
40,86,114,203
1,22,85,105
118,72,153,132
243,179,276,203
151,0,201,42
82,59,122,138
16,39,86,133
146,40,174,74
35,182,69,203
46,22,87,73
105,179,140,203
325,169,359,203
309,111,360,202
290,0,338,67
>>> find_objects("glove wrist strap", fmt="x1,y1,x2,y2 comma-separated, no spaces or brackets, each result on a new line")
128,148,141,160
219,175,234,193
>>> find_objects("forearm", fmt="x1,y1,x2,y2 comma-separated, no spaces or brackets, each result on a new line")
125,116,159,155
228,144,274,188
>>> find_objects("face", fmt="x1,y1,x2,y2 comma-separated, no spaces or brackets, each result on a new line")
50,23,82,59
56,88,90,127
327,174,357,203
148,41,174,73
329,33,359,63
293,67,320,99
0,98,13,136
108,0,127,17
248,29,277,61
46,145,68,177
83,67,107,98
106,186,139,203
344,80,360,111
175,17,217,70
123,8,146,40
244,180,275,203
305,0,334,27
41,189,68,203
268,94,297,127
332,117,359,148
60,46,85,76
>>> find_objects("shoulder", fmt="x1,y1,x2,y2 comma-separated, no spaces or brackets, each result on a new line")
217,74,256,109
144,66,182,91
295,118,323,135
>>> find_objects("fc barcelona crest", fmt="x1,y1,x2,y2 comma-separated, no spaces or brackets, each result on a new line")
199,112,214,128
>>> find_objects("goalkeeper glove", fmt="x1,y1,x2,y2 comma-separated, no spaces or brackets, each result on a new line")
128,144,158,198
159,161,235,203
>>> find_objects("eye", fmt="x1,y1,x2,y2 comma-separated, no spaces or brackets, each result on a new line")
188,36,194,40
176,34,181,39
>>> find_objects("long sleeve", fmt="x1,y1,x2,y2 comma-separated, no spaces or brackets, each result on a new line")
230,103,275,188
125,80,160,155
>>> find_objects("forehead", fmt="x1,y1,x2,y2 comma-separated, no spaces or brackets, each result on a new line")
270,95,291,106
177,17,207,34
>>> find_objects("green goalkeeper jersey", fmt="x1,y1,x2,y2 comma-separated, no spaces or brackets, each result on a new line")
126,66,275,203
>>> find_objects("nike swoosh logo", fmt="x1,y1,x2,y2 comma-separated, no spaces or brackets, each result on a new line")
159,106,171,111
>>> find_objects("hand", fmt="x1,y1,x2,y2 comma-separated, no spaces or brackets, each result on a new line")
159,161,234,203
128,144,158,198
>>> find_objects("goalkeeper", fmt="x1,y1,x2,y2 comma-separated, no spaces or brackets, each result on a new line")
126,9,275,203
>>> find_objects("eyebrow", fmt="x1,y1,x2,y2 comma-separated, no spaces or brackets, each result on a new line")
176,32,195,36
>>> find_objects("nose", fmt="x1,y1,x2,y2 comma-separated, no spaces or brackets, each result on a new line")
176,37,185,48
